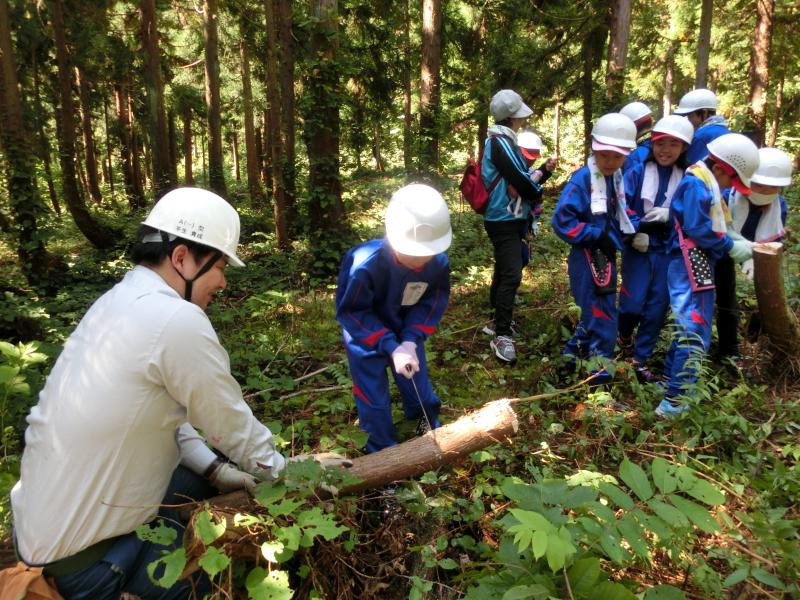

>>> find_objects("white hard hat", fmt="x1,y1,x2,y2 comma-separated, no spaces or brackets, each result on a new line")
385,184,452,257
489,89,533,121
651,115,695,144
706,133,760,190
591,113,637,154
750,147,793,186
517,130,543,160
142,187,245,267
620,101,652,124
674,88,717,115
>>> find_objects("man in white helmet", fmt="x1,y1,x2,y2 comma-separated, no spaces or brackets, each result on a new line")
674,88,730,164
657,134,758,417
11,187,350,598
619,101,654,172
336,184,451,454
714,147,792,367
551,113,639,385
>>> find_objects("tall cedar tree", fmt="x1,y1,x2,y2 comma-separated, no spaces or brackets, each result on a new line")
695,0,712,88
748,0,775,146
605,0,632,106
419,0,442,172
204,0,226,196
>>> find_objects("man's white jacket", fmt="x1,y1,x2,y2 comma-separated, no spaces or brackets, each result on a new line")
11,266,285,564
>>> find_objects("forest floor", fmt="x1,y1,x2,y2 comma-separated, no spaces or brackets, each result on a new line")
1,169,799,598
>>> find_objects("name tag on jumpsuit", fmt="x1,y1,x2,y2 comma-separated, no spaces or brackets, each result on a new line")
401,282,428,306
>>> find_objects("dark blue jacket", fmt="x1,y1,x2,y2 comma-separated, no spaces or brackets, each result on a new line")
481,135,541,222
624,160,682,252
667,174,734,260
623,138,652,173
686,122,729,164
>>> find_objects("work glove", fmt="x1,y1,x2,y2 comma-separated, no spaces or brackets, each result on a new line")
728,239,754,264
288,452,353,469
208,461,258,494
741,258,754,280
632,233,649,253
726,227,745,241
594,231,616,259
642,207,670,223
531,221,541,237
392,342,419,379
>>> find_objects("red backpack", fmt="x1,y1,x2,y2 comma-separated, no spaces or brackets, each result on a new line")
459,137,501,214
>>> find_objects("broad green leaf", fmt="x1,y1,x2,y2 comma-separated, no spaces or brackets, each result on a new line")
296,508,348,542
651,458,677,494
751,568,785,590
502,585,550,600
531,529,548,559
261,541,285,562
722,567,749,587
562,485,598,508
146,548,186,589
0,341,17,358
635,511,672,542
568,557,602,597
643,584,685,600
268,499,304,518
588,582,637,600
509,509,554,532
616,514,651,561
0,365,19,385
667,495,720,533
544,532,570,572
647,499,689,529
684,479,726,506
600,526,624,565
136,522,178,546
578,516,603,537
278,525,302,551
437,557,458,570
598,482,634,510
245,567,294,600
194,511,226,545
198,546,230,578
254,484,287,508
584,501,617,523
619,458,652,501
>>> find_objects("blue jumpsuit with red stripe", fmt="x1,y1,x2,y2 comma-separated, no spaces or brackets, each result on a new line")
552,166,639,363
664,175,733,398
335,239,450,452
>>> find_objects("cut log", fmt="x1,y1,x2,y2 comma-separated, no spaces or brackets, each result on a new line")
752,242,800,355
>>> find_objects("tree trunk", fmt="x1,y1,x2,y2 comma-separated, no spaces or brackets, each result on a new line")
264,0,288,246
140,0,173,200
553,100,561,159
32,54,60,215
239,37,263,201
102,87,114,196
419,0,442,173
182,104,194,185
277,0,297,226
605,0,632,105
75,66,102,204
49,0,116,248
695,0,713,88
662,41,676,117
402,0,412,173
204,0,226,196
768,63,783,147
130,91,145,202
168,109,178,184
748,0,775,147
582,32,595,160
231,130,240,182
752,243,800,356
114,81,144,208
0,0,56,287
372,122,384,172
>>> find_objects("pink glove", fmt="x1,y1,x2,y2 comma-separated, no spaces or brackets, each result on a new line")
392,342,419,379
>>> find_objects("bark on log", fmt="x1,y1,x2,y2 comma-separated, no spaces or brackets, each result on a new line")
752,242,800,354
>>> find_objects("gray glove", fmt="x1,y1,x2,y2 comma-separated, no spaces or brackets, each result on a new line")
728,239,754,264
288,452,353,469
642,207,670,223
208,461,258,494
632,233,649,253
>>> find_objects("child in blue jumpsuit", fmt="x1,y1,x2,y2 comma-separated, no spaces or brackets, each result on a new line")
618,115,693,382
620,101,653,173
336,184,451,452
552,113,639,383
658,134,758,417
674,88,729,164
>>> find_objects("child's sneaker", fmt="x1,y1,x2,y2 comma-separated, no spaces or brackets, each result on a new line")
655,397,688,418
491,336,517,363
633,362,657,383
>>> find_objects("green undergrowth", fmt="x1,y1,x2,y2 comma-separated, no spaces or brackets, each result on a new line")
1,172,799,599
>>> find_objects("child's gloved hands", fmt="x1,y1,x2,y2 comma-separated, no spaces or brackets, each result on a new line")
642,207,670,223
632,233,649,253
728,239,754,264
392,342,419,379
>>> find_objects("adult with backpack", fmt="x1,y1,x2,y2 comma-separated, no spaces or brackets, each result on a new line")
480,89,543,363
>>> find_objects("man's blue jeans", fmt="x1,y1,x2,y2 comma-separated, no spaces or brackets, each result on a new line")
52,466,215,600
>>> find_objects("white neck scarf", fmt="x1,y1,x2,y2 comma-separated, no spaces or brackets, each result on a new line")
686,161,727,233
587,155,635,234
730,191,785,243
640,162,683,213
487,124,517,143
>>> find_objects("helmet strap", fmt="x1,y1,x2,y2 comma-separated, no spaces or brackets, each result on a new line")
181,250,223,301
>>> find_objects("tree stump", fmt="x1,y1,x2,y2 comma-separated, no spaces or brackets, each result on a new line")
752,242,800,355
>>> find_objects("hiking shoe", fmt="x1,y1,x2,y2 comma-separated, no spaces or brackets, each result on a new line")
655,397,688,418
482,321,520,337
633,362,657,383
491,336,517,363
617,335,634,360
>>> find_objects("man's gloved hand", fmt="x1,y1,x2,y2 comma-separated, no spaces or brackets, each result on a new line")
729,239,754,264
392,342,419,379
594,231,616,258
741,258,755,280
208,461,258,494
288,452,353,469
642,207,670,223
632,233,649,253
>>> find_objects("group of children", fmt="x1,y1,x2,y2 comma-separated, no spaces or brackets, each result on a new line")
336,87,793,456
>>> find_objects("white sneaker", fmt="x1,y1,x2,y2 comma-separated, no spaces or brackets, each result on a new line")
491,336,517,363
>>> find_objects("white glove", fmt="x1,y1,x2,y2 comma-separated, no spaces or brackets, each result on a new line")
391,342,419,379
642,207,670,223
288,452,353,469
208,462,258,494
531,221,541,237
632,233,649,253
741,258,754,280
726,227,745,241
729,239,754,264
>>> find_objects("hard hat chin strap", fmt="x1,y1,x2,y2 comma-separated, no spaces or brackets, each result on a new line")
160,231,223,301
